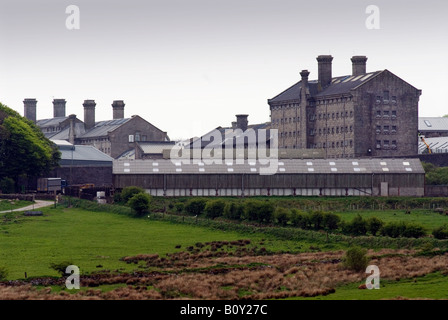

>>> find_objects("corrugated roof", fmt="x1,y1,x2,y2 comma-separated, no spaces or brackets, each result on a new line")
113,158,424,175
419,117,448,132
139,142,176,154
418,136,448,154
59,144,113,165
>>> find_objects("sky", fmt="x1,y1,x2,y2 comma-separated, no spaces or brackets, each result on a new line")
0,0,447,140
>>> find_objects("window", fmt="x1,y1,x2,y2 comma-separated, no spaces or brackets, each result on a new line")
350,126,353,132
391,126,397,134
383,126,389,134
135,132,141,141
391,111,397,119
391,96,397,104
336,127,339,134
383,140,390,149
376,110,382,118
391,140,397,149
376,126,381,134
376,140,381,149
383,111,390,119
383,91,390,103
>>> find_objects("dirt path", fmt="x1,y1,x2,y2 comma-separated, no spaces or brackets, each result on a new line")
0,200,54,214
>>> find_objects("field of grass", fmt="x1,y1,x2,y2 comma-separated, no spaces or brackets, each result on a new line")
0,196,447,300
0,199,33,212
0,206,316,280
297,272,448,300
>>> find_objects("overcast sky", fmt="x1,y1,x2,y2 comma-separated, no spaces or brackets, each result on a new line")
0,0,447,140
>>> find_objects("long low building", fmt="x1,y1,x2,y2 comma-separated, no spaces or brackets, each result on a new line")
113,158,425,197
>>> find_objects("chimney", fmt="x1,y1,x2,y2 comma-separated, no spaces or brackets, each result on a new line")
68,114,77,144
53,99,66,118
316,55,333,90
83,100,96,130
299,70,310,149
351,56,368,76
112,100,125,119
235,114,248,132
23,98,37,123
231,121,237,129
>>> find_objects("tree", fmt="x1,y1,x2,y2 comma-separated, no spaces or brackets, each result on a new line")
120,186,145,203
366,216,384,236
204,199,226,219
127,192,151,216
0,103,60,188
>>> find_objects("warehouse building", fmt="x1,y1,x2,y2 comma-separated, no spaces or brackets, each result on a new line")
113,158,425,197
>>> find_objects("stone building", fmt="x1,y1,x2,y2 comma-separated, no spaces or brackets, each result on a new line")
24,99,169,159
268,55,422,158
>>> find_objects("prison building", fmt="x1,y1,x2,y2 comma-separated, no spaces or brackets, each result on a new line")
268,55,422,158
113,158,425,197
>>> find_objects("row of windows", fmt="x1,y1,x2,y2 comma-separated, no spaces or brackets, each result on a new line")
318,140,354,149
376,91,397,105
314,111,354,121
279,126,354,138
376,125,397,134
375,110,397,119
376,140,398,150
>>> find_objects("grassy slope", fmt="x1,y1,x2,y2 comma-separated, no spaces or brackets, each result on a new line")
0,200,33,212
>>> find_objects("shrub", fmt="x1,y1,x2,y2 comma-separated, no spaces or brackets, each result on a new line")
113,192,123,204
184,198,207,216
243,200,274,223
290,209,311,229
0,266,8,281
0,177,15,194
322,212,341,231
344,214,367,236
366,217,384,236
174,202,185,213
121,186,145,203
309,211,325,230
50,261,74,276
342,246,369,272
127,193,152,216
223,202,244,220
401,223,426,238
433,224,448,240
274,207,291,226
380,222,407,238
204,199,226,219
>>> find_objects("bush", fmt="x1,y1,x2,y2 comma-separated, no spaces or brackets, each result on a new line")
274,207,291,226
309,211,325,230
0,177,15,194
121,186,145,203
342,246,369,272
174,202,185,213
290,209,311,229
243,200,274,223
401,223,426,238
322,212,341,231
50,261,74,276
204,199,226,219
127,193,152,216
184,198,207,216
433,224,448,240
113,192,123,204
380,222,406,238
223,202,244,220
343,214,367,236
366,217,384,236
0,266,8,281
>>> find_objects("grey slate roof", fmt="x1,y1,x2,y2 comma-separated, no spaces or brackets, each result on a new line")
268,71,383,103
79,118,131,138
55,141,114,166
418,136,448,154
113,158,424,175
419,117,448,132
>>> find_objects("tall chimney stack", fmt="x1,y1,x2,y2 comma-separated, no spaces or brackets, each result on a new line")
235,114,248,132
316,55,333,90
299,70,310,149
23,98,37,123
53,99,66,118
83,100,96,130
351,56,368,76
68,114,77,144
112,100,125,120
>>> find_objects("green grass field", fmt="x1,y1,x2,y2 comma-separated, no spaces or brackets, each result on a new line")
0,199,33,212
295,272,448,300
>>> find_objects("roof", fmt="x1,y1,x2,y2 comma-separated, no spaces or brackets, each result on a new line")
139,141,176,154
419,117,448,132
36,116,68,128
418,136,448,154
268,70,385,103
113,158,424,175
53,140,113,166
79,118,131,138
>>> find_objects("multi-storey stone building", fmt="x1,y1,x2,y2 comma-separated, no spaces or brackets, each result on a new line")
24,98,169,159
268,55,422,158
